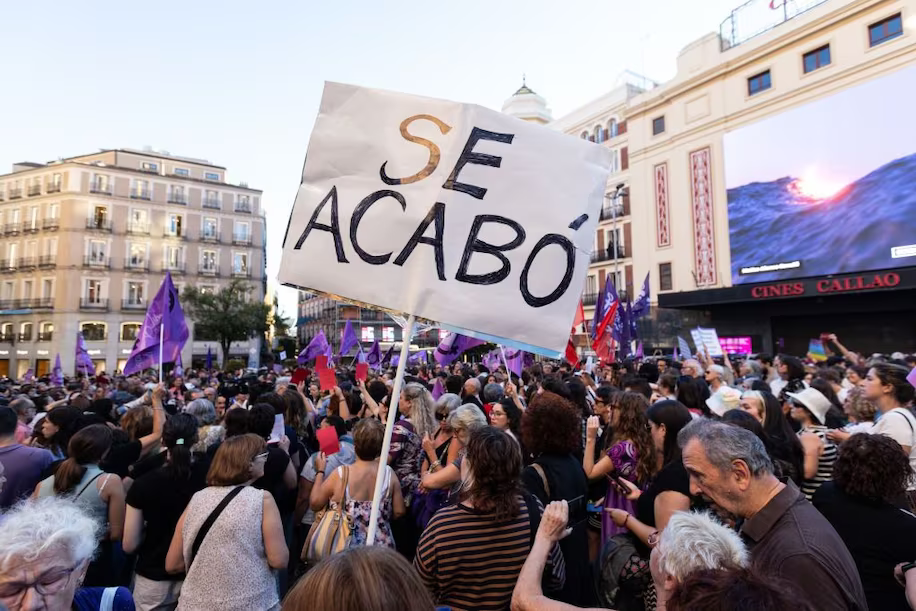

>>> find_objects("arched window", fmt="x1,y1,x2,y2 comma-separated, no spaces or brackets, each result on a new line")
80,321,107,342
580,131,589,140
39,321,53,341
19,322,33,342
1,322,12,341
594,125,604,143
120,322,142,342
609,118,618,138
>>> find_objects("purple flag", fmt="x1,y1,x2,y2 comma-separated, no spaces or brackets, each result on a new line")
366,339,382,366
391,354,400,367
339,319,359,358
631,273,651,321
907,366,916,390
123,272,189,375
432,378,444,400
273,364,283,374
434,333,486,366
205,346,213,370
22,369,34,383
75,332,95,375
173,352,184,377
356,346,367,364
481,349,500,372
590,278,607,340
408,350,427,365
298,331,329,364
381,344,395,367
51,354,63,386
504,349,528,378
672,345,679,362
324,341,334,367
635,342,644,359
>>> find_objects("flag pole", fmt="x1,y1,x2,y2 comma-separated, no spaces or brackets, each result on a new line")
159,322,164,383
367,313,415,546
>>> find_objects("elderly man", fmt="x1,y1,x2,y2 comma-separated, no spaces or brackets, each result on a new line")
462,377,484,414
9,395,36,443
679,419,867,610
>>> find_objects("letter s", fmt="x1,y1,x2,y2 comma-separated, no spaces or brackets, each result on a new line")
379,115,452,186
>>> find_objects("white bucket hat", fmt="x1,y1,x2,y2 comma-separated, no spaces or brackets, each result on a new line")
706,387,742,417
787,387,832,425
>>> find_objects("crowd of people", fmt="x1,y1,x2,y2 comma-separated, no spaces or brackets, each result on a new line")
1,337,915,610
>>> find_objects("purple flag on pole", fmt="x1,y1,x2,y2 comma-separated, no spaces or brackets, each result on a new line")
173,352,184,377
356,346,367,364
205,346,213,370
22,369,34,383
324,342,334,367
75,332,95,375
631,273,651,321
590,278,607,340
123,272,189,375
391,354,400,367
298,331,329,364
635,342,644,359
434,333,486,366
366,340,382,366
504,349,528,378
431,378,444,400
381,344,395,367
408,350,427,365
339,319,359,358
51,354,63,386
672,345,679,362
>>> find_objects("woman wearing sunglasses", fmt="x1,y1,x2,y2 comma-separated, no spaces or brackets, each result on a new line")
166,434,289,611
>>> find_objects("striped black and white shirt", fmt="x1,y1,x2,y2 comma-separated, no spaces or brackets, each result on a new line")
798,425,837,500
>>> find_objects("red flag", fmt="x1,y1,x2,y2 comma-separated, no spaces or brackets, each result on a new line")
573,300,586,332
565,326,579,367
595,331,616,365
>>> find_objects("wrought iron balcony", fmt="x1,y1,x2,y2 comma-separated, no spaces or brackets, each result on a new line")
162,262,186,274
234,201,252,213
582,292,599,306
203,198,221,209
26,298,54,310
83,256,110,269
42,218,59,230
590,245,628,263
127,222,150,235
90,181,112,195
17,258,37,270
0,333,14,343
27,185,41,196
0,260,16,272
46,183,61,194
8,188,22,199
18,331,32,342
200,230,220,243
232,235,252,246
599,203,627,221
121,299,146,310
37,331,53,342
168,193,188,205
4,224,20,236
21,221,40,234
124,258,149,272
86,218,113,232
79,298,109,310
38,256,56,269
199,266,220,277
231,268,251,278
130,189,151,200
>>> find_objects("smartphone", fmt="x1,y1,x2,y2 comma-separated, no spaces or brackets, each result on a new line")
609,473,631,495
567,495,586,516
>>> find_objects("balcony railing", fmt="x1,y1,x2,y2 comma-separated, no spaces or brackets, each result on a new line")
21,221,40,234
127,222,150,235
82,333,108,341
590,245,628,264
38,255,56,269
86,218,112,232
0,260,16,272
83,256,111,269
232,235,252,246
168,193,188,205
37,331,53,342
90,181,112,195
46,183,61,194
18,332,32,342
203,198,221,209
27,185,41,196
0,193,5,202
0,333,13,343
122,299,146,310
235,202,252,213
8,188,22,199
124,259,149,272
23,298,53,310
162,262,186,274
130,189,151,200
231,268,251,278
17,258,37,270
200,230,220,243
4,224,20,236
42,218,59,230
582,292,599,306
79,298,109,310
599,203,627,221
199,266,220,277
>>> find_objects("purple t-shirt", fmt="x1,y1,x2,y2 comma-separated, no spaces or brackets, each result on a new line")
0,444,54,509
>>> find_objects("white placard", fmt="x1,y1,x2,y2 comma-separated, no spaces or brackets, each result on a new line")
697,327,725,358
689,329,703,354
269,414,285,443
279,82,612,354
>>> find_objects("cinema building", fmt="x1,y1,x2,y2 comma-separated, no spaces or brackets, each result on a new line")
506,0,916,356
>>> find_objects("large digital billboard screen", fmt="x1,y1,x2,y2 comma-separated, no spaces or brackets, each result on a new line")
724,64,916,285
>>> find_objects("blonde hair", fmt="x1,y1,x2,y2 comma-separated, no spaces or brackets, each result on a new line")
402,383,436,439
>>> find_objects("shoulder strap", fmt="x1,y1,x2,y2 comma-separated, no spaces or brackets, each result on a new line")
522,492,541,549
75,471,105,498
893,409,916,438
337,466,349,503
100,586,117,611
189,486,245,569
531,463,551,501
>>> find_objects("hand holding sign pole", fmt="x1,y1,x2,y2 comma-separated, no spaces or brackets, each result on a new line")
277,83,611,545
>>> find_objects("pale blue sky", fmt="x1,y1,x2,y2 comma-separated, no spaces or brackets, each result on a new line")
0,0,741,321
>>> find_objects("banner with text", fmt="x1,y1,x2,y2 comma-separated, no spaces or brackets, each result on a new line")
278,82,612,354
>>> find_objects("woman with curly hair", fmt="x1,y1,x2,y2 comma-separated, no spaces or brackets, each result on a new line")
414,426,565,611
813,433,916,611
862,363,916,505
520,391,595,607
583,392,655,542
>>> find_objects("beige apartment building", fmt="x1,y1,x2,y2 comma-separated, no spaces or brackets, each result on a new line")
505,0,916,355
0,148,266,378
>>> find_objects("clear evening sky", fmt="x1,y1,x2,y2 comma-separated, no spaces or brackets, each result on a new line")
0,0,744,321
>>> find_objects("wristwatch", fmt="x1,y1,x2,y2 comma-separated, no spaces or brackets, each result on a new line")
902,561,916,574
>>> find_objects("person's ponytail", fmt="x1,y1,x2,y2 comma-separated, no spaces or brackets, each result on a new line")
53,424,112,495
163,413,199,481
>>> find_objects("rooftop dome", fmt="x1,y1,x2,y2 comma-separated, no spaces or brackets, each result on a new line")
501,76,553,125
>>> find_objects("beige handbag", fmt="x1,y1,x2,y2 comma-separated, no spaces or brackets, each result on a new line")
302,466,353,564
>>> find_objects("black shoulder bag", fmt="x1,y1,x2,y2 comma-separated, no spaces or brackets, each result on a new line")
188,486,245,569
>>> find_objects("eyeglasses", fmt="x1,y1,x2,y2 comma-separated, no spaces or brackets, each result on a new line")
252,452,269,462
436,412,449,421
0,561,82,603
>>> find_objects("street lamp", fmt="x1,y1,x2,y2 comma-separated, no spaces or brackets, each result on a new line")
609,183,628,290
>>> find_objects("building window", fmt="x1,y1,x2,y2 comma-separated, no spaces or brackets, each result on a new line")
234,221,250,242
609,119,618,138
204,190,220,208
204,171,220,181
200,285,216,295
803,45,831,73
173,167,189,177
2,281,13,300
121,323,142,342
747,70,772,96
203,217,218,239
22,280,32,300
201,250,217,271
659,263,673,291
382,326,395,342
80,322,107,341
129,243,147,267
48,203,59,219
40,321,53,337
141,161,159,173
86,280,103,303
652,116,665,135
88,240,107,264
42,279,53,299
168,185,186,204
20,322,33,341
233,252,249,274
127,282,144,305
167,214,183,237
869,13,903,47
131,179,150,200
593,125,604,143
361,326,374,342
165,245,184,269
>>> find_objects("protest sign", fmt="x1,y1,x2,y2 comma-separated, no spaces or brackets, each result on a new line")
318,368,337,392
269,414,285,443
698,328,725,358
315,354,329,370
677,336,692,358
317,427,341,456
278,82,612,355
355,363,369,381
807,339,827,362
689,329,704,354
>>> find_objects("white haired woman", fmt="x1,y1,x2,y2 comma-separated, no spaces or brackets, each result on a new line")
184,398,224,455
0,497,134,610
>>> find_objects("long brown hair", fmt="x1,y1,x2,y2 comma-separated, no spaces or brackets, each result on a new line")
54,424,112,495
282,546,434,611
461,426,522,521
610,392,656,485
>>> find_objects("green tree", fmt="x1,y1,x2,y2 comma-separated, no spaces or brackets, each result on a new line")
182,280,270,368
